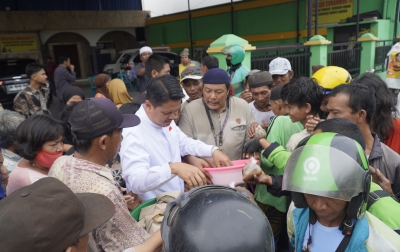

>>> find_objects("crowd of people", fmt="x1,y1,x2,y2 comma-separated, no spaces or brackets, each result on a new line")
1,43,400,252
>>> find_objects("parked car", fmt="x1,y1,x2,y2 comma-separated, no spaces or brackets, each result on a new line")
103,46,170,76
0,58,35,109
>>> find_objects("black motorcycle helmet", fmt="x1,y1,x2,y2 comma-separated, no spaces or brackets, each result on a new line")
161,185,274,252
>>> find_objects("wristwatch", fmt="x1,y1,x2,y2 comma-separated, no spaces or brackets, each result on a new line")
211,146,219,154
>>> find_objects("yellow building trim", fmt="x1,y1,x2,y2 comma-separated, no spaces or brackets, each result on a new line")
357,37,379,42
303,40,331,45
207,45,256,53
157,28,327,49
146,0,295,25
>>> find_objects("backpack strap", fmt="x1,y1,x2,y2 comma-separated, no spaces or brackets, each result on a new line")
367,190,399,210
336,216,354,252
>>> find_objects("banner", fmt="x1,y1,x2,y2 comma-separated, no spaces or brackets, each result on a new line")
386,43,400,89
307,0,354,26
0,34,38,53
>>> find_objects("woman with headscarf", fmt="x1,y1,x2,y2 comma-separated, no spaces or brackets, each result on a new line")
93,73,112,100
63,86,85,106
51,86,86,120
108,78,132,108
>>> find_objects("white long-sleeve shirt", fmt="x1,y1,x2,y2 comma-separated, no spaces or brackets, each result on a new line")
120,105,214,200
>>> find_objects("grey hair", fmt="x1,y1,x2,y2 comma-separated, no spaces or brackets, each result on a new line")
0,110,25,149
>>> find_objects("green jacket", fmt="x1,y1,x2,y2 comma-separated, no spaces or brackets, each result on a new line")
227,65,249,96
266,144,400,233
254,115,303,212
288,206,400,251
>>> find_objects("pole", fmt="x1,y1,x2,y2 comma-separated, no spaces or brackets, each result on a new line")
394,0,400,40
296,0,300,43
308,0,312,39
188,0,194,58
356,0,360,42
231,0,235,34
314,0,318,35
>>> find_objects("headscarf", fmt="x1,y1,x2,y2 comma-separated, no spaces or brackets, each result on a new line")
62,86,85,105
108,79,132,108
93,73,112,100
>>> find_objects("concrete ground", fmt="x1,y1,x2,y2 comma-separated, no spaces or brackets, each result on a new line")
48,79,139,115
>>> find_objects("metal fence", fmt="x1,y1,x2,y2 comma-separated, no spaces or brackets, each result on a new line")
374,39,398,73
327,42,362,78
251,44,311,77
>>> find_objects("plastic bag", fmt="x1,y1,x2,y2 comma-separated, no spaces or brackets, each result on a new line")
242,157,262,181
255,125,266,138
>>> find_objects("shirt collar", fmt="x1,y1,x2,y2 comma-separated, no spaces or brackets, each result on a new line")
1,149,21,160
137,105,164,129
369,133,383,161
26,85,40,94
70,156,114,183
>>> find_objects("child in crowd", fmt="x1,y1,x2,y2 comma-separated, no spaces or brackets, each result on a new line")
281,77,323,152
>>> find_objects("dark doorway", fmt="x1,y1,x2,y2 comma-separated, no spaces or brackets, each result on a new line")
333,24,371,43
53,44,81,78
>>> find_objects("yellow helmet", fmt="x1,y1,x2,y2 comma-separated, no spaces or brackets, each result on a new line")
312,66,352,92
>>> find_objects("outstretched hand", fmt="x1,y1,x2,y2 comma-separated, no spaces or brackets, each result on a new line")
212,150,233,167
369,166,394,196
247,122,259,139
305,115,321,134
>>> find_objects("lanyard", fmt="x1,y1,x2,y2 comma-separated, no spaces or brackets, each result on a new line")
203,99,230,146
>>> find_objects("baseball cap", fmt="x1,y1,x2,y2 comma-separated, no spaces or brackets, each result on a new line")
0,177,115,251
248,71,273,88
180,48,190,56
181,66,203,83
269,57,292,75
140,46,152,55
68,98,141,140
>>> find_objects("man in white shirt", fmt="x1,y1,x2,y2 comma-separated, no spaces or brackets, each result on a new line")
120,74,231,200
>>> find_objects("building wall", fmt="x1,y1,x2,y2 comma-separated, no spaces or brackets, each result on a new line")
44,32,91,78
98,31,140,52
0,11,148,32
145,0,393,56
0,10,147,78
0,0,142,11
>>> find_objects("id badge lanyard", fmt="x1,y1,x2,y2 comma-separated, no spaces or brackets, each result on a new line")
203,98,230,146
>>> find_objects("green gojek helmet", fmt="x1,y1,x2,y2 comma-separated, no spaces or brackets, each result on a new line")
222,44,245,65
283,132,371,220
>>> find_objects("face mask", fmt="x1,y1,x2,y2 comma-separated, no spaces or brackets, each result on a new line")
35,150,63,168
226,58,232,67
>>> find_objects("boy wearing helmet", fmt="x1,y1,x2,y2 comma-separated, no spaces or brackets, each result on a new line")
311,66,352,118
284,133,400,251
222,44,250,96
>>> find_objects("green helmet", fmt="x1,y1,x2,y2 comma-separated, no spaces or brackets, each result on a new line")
283,132,371,219
222,44,245,65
